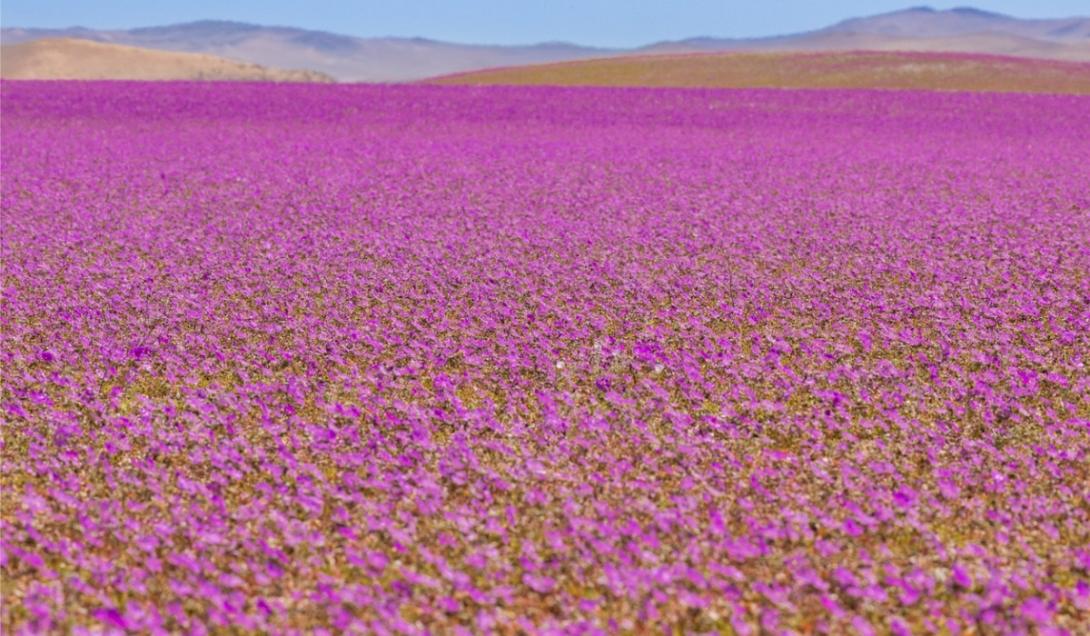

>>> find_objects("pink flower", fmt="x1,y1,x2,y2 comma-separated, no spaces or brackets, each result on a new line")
523,573,556,594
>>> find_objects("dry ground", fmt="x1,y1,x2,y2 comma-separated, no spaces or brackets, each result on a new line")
0,38,332,82
430,50,1090,94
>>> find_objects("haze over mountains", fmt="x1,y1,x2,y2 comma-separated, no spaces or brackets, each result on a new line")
645,7,1090,61
1,22,612,82
3,6,1088,82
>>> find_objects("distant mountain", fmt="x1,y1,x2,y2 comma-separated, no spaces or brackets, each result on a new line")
822,6,1090,40
2,7,1088,82
0,38,333,82
0,21,617,82
641,7,1090,61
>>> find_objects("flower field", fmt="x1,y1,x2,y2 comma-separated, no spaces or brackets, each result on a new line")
2,81,1089,634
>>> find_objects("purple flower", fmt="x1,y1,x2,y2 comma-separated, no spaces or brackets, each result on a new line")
3,79,1087,634
951,564,972,590
91,607,128,630
523,573,556,594
1020,597,1053,624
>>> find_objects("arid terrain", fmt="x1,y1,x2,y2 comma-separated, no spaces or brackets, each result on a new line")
0,38,332,81
431,50,1090,93
4,7,1088,81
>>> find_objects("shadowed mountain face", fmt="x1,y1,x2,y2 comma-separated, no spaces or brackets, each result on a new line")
2,7,1088,82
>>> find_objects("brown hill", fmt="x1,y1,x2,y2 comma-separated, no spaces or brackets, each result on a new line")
0,38,333,82
430,50,1090,94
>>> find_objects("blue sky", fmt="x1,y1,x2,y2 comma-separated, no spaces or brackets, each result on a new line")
2,1,1086,47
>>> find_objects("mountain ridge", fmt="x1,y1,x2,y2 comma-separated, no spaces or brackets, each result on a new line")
3,6,1088,82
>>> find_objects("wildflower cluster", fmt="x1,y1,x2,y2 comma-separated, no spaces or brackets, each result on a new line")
2,82,1089,634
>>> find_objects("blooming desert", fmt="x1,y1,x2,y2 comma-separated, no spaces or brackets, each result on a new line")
2,82,1089,634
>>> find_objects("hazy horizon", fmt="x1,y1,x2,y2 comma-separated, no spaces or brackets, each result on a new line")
3,1,1088,48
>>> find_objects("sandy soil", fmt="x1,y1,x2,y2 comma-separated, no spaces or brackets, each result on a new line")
429,50,1090,94
0,38,333,82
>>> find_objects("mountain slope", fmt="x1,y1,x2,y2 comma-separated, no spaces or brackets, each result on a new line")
641,7,1090,61
2,7,1088,82
822,6,1090,40
0,38,333,81
0,22,616,82
431,50,1090,94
